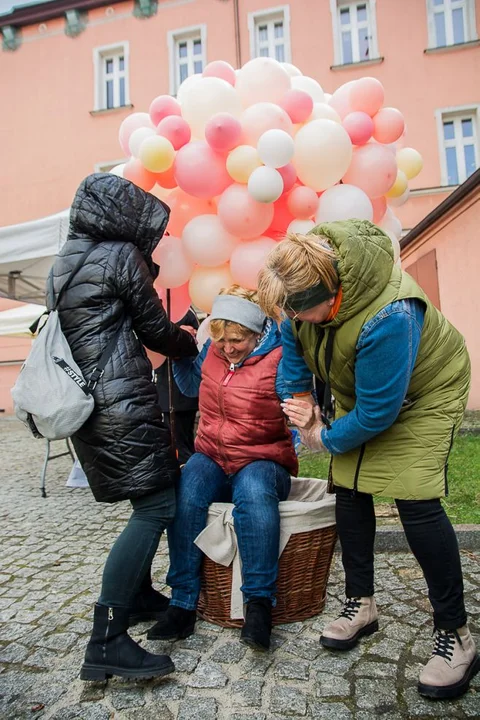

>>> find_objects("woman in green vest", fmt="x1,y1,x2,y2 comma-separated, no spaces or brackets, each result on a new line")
257,219,478,700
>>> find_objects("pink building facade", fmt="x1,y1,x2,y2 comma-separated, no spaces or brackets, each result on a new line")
0,0,479,411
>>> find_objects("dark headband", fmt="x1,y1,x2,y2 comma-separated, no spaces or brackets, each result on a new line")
284,282,338,314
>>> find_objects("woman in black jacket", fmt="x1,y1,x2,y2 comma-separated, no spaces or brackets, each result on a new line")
47,173,197,681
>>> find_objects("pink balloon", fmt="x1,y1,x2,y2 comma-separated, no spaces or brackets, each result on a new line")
343,111,374,146
156,116,191,150
328,81,356,120
167,188,216,236
154,282,191,322
241,103,293,146
277,164,297,193
371,196,387,224
119,113,152,156
205,113,243,152
174,141,232,199
268,193,295,237
230,236,278,289
149,95,182,126
349,77,385,117
217,184,274,239
280,89,314,124
123,158,157,191
372,107,406,144
342,144,397,198
152,235,194,288
203,60,236,86
287,186,319,220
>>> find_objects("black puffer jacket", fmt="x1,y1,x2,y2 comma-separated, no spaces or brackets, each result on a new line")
46,173,197,503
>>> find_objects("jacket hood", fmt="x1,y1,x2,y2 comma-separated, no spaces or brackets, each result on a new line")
67,173,170,260
310,219,394,327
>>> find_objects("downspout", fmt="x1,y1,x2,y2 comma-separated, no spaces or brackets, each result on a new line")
233,0,241,68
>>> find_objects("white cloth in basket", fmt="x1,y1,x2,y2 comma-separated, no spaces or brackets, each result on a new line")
194,477,336,620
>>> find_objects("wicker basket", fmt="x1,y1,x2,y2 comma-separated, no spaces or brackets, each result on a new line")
197,524,337,628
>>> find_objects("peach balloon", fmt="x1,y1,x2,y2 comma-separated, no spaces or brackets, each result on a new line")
182,214,239,267
205,113,243,152
154,282,191,323
371,196,387,224
349,77,385,117
156,116,191,150
153,235,194,289
328,81,356,119
181,77,242,138
119,112,153,156
174,141,231,198
287,186,319,219
149,183,173,202
226,145,262,183
230,237,278,289
189,265,235,313
149,95,182,126
167,188,216,237
236,57,291,107
123,158,157,192
373,107,405,144
154,165,178,190
342,144,397,198
343,112,374,146
280,89,314,123
203,60,236,86
293,119,353,191
217,183,274,239
241,102,293,146
277,164,297,193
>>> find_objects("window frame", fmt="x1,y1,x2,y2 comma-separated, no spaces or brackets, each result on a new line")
330,0,379,66
426,0,478,49
435,105,480,186
93,42,130,112
167,24,207,96
247,5,292,63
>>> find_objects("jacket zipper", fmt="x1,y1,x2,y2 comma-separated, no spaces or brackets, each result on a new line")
444,426,455,496
223,363,236,386
352,443,366,494
218,364,235,470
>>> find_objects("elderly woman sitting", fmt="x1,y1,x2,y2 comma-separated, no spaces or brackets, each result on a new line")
146,285,299,651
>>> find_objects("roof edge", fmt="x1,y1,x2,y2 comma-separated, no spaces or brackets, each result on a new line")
0,0,124,28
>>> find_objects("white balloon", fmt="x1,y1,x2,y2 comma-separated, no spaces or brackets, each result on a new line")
291,76,325,103
324,92,332,103
316,184,373,223
287,219,316,234
181,77,242,138
293,119,352,191
388,187,410,207
248,166,284,203
129,127,155,157
379,207,402,238
385,230,401,262
281,62,303,77
109,163,125,178
257,129,295,168
182,214,239,267
196,316,211,352
177,73,203,104
309,102,341,123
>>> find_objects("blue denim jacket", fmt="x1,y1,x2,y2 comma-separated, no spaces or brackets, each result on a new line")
281,298,426,454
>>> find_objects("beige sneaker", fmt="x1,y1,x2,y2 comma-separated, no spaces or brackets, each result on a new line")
418,626,480,699
320,597,378,651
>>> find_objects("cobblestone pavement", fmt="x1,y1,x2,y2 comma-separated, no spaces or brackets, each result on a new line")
1,419,479,720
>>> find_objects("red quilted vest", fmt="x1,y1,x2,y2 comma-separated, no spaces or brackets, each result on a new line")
195,344,298,476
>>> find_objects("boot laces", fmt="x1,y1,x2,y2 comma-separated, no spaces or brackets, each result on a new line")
339,597,362,621
431,628,462,661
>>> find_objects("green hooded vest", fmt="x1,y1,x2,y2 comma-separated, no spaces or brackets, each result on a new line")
294,220,470,500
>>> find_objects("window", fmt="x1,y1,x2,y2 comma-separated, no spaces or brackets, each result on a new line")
437,109,479,185
330,0,379,66
248,6,291,62
427,0,477,48
168,26,207,95
93,43,129,111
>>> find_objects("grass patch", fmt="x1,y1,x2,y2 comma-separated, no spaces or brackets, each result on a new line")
299,432,480,525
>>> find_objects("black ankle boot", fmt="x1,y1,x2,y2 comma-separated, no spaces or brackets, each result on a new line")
147,605,196,641
80,604,174,681
240,597,272,651
128,588,170,626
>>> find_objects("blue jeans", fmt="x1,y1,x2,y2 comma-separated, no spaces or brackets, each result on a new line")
166,453,291,610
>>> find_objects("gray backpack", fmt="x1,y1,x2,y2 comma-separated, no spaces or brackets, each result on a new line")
11,246,120,440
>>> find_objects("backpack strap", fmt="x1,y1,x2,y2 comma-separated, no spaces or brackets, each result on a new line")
86,326,122,392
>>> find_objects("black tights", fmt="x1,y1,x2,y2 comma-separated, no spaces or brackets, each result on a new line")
335,486,467,630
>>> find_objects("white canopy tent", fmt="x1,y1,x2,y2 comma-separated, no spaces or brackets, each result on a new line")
0,209,69,303
0,303,46,336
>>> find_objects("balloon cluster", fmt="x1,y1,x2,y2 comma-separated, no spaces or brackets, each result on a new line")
113,58,423,317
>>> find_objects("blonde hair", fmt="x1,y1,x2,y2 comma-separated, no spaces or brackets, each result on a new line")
257,233,338,319
209,285,260,341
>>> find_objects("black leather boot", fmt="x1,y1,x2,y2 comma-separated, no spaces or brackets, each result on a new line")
147,605,197,640
128,571,170,626
240,597,272,651
80,604,175,681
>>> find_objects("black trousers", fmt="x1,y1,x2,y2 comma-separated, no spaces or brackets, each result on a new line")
335,485,467,630
162,410,197,466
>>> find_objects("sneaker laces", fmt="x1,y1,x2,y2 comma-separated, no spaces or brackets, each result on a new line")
431,628,462,661
339,597,362,621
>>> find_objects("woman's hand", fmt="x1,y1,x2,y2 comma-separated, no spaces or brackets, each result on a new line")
281,399,326,452
180,325,197,340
